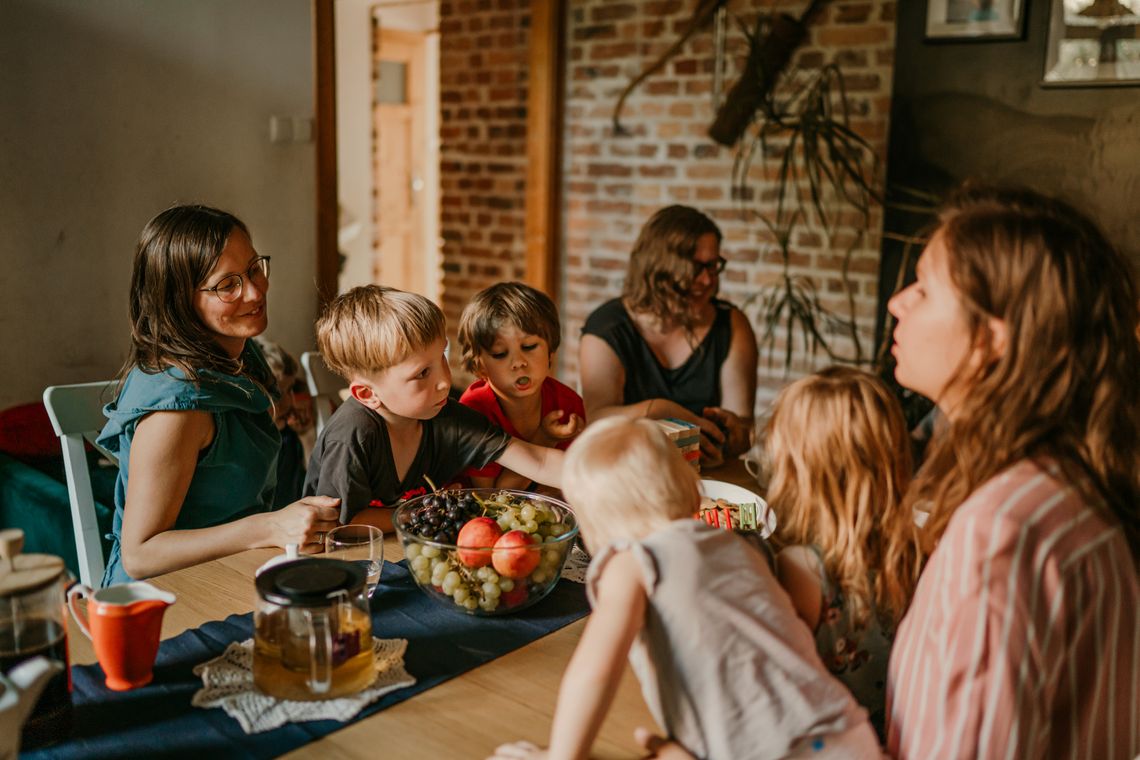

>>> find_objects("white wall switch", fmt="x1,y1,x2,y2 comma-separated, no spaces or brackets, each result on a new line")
269,115,292,144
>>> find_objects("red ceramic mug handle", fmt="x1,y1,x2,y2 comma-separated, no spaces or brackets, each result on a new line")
67,584,94,640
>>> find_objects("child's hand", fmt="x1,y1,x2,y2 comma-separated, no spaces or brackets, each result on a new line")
635,727,695,759
539,410,584,443
487,741,548,759
286,394,314,432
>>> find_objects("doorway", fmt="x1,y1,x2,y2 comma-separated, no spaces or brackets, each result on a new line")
335,0,440,303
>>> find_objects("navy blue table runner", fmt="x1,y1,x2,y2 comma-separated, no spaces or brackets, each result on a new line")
27,561,589,759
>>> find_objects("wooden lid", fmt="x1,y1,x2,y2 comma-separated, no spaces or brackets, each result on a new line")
0,529,66,597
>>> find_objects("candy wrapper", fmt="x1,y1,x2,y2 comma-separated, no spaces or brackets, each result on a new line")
653,417,700,473
696,498,775,569
697,498,759,531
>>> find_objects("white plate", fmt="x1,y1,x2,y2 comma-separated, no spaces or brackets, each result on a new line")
699,479,776,538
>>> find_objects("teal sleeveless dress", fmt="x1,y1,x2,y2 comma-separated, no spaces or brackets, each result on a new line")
97,343,281,585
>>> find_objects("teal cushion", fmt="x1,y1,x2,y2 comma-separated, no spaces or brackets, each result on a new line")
0,451,115,578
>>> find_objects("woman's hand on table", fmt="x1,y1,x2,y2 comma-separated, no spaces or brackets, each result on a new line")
702,407,753,459
644,399,725,468
264,496,341,553
692,414,727,468
487,740,547,759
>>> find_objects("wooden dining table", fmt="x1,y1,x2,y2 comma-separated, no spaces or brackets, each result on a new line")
67,459,763,759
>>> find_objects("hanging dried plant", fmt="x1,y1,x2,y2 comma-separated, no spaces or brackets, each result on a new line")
732,58,882,371
708,0,830,146
732,63,880,231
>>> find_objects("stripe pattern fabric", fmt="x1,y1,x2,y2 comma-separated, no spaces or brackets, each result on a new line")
886,460,1140,759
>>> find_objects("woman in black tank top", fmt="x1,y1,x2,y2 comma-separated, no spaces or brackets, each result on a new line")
579,205,758,467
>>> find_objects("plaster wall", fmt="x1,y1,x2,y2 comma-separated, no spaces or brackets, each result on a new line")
0,0,317,410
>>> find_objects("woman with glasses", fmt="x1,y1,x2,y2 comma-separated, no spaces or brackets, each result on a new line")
579,205,758,466
96,205,340,585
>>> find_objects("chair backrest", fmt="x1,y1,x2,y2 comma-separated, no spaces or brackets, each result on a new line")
300,352,346,436
42,381,117,588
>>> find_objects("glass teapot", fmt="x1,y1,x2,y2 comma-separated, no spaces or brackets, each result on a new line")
0,529,72,748
253,559,375,701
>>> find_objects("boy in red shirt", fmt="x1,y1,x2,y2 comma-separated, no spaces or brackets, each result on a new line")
457,283,585,490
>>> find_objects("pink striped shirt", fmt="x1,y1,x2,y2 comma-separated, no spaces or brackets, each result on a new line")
886,460,1140,759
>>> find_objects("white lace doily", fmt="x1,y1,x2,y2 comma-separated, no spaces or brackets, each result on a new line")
191,637,415,734
560,545,590,584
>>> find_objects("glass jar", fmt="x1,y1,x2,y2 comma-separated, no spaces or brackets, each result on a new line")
252,558,375,701
0,529,72,748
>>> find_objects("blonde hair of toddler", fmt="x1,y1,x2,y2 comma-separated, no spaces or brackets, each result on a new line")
563,417,699,552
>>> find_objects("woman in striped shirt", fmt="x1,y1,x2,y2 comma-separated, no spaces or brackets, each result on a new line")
635,185,1138,760
884,184,1140,759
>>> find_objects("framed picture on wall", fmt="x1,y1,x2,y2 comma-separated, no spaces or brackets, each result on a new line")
926,0,1026,39
1044,0,1140,85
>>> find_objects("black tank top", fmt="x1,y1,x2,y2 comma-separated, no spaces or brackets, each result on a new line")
581,298,734,417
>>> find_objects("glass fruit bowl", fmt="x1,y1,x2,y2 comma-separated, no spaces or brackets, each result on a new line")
393,488,579,616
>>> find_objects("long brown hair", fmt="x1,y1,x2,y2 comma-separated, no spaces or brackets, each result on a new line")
766,366,919,627
123,204,263,384
907,184,1140,559
621,205,722,332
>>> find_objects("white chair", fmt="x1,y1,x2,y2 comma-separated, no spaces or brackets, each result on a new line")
300,351,346,436
42,381,117,588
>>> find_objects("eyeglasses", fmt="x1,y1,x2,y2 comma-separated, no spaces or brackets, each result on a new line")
693,256,727,276
199,256,271,303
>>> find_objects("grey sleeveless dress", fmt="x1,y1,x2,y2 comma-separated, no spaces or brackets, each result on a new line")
586,520,867,760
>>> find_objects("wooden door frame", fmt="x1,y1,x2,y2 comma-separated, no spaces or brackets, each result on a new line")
523,0,565,299
314,0,338,308
374,26,427,295
313,0,565,306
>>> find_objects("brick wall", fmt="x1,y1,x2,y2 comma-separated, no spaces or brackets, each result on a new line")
440,0,897,412
438,0,532,369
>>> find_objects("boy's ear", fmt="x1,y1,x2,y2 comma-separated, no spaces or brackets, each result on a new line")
349,381,382,410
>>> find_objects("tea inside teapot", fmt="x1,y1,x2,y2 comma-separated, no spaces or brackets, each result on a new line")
253,559,376,701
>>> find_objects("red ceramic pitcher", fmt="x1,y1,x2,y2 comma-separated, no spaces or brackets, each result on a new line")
67,582,175,691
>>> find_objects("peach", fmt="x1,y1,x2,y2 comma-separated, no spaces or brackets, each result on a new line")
500,583,529,608
456,517,501,567
492,530,541,579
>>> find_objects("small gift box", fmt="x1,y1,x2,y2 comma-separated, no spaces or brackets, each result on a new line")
653,418,700,473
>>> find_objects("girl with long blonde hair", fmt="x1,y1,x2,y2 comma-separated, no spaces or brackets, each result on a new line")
767,366,918,737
